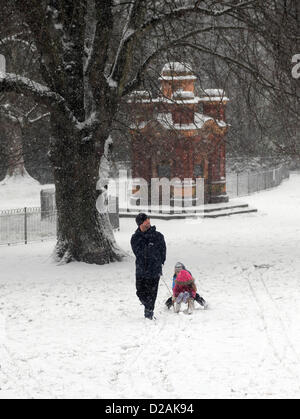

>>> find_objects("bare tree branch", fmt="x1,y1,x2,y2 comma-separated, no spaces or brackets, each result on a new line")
122,24,248,96
0,32,37,53
110,0,256,92
0,72,78,126
173,41,299,100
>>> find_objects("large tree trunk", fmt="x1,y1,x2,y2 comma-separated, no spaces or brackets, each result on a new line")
49,112,123,264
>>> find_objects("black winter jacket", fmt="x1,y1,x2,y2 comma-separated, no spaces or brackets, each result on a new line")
131,226,166,279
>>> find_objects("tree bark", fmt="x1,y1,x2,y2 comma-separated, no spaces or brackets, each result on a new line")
49,112,123,264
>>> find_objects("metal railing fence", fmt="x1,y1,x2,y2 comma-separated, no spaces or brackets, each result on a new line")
0,207,57,246
0,200,119,246
0,166,289,246
226,166,289,198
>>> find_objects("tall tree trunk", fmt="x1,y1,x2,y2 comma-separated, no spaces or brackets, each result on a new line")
49,112,123,264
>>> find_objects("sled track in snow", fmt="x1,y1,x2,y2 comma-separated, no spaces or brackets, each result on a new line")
258,269,300,366
0,306,56,398
110,308,176,398
0,341,53,398
244,266,300,388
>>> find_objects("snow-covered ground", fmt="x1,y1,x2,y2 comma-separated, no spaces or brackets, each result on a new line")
1,175,300,399
0,173,54,210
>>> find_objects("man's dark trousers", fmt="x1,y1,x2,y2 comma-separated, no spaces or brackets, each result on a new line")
136,276,160,312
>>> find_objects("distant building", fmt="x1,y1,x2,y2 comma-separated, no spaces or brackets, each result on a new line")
128,62,230,205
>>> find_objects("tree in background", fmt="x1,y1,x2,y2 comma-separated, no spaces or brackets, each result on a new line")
0,0,298,264
0,100,50,181
112,1,299,166
0,9,52,183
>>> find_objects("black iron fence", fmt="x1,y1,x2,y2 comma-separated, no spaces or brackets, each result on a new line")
0,207,57,246
0,200,120,246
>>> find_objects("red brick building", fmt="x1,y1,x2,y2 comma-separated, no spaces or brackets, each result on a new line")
129,62,229,205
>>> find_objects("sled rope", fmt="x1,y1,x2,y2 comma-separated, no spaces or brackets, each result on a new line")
161,275,173,296
161,275,176,312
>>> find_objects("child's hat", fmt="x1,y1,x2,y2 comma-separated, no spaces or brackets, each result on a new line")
175,262,185,271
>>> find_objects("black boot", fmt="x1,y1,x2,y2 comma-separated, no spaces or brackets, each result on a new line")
195,293,208,309
144,309,154,320
165,297,173,309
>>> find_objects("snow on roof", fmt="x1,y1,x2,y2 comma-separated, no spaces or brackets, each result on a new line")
158,75,197,81
161,62,193,74
129,90,152,98
130,113,227,131
128,95,201,104
199,96,230,102
172,90,195,99
199,89,229,102
131,90,150,96
205,89,226,96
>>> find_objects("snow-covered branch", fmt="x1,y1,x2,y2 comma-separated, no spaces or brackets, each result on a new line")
14,0,67,94
0,33,37,54
0,72,79,126
84,11,97,76
107,0,137,88
0,102,50,126
172,40,296,97
122,24,247,96
109,0,255,90
27,112,51,125
24,104,39,120
76,111,100,132
139,1,255,33
0,104,20,123
23,100,50,125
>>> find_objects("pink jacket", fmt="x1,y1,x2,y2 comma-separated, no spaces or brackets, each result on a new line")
173,269,196,299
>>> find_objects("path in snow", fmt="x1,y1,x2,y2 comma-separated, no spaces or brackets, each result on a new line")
0,175,300,398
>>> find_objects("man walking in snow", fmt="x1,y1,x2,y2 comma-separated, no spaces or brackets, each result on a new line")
131,213,166,320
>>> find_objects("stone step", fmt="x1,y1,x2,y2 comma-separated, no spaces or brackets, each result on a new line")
203,202,250,213
204,206,258,218
119,203,257,220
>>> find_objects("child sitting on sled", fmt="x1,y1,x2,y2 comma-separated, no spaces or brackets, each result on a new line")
165,262,208,310
173,269,197,314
